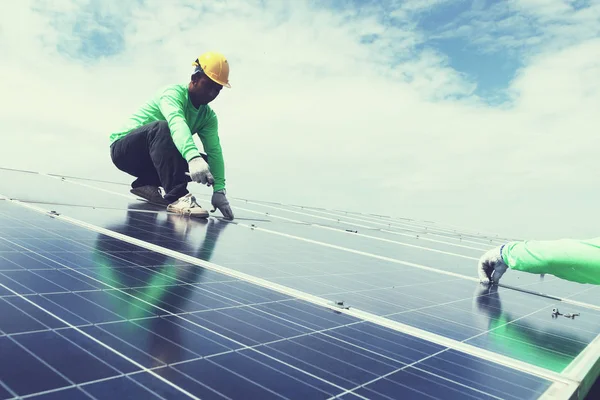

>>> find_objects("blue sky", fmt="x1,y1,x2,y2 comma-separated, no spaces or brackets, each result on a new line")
313,0,521,100
1,0,599,240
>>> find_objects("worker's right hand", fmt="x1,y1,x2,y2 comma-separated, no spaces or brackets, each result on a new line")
188,157,215,186
477,245,508,285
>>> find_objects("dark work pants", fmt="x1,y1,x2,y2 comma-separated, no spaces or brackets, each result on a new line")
110,121,205,203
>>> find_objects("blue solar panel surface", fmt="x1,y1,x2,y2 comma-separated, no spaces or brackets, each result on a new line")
0,167,598,399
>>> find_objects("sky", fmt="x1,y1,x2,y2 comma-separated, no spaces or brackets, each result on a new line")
1,0,599,240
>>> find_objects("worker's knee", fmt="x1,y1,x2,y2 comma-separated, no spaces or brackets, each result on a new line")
147,121,187,162
149,121,178,151
150,120,172,141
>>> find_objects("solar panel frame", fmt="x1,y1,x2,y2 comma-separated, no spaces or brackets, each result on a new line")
1,167,598,399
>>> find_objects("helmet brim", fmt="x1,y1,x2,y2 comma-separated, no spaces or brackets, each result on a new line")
192,64,231,88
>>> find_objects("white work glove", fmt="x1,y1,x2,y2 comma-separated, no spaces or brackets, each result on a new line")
188,157,214,186
477,245,508,285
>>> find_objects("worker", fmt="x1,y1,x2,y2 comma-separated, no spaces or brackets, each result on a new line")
477,237,600,285
108,51,234,220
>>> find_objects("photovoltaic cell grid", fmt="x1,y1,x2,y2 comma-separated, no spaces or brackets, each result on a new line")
0,167,598,399
0,201,555,400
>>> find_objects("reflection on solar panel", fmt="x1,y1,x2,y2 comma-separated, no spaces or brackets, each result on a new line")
0,166,598,399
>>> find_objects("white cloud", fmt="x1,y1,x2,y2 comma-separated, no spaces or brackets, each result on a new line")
510,0,575,15
0,0,599,241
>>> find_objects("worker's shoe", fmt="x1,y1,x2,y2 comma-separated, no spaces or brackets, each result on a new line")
167,193,209,218
130,185,170,206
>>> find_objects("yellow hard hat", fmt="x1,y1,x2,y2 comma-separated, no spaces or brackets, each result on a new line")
192,51,231,88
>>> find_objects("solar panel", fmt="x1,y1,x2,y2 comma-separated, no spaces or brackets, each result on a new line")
0,166,598,399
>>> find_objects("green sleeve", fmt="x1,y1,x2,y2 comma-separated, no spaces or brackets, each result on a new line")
157,87,201,162
502,237,600,284
198,112,226,192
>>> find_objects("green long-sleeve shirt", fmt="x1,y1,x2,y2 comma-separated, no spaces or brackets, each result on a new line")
109,84,226,191
502,237,600,284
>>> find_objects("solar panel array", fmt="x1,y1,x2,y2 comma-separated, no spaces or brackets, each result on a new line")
0,167,598,399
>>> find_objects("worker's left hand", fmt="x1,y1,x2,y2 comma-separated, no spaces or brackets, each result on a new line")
211,190,234,220
477,245,508,285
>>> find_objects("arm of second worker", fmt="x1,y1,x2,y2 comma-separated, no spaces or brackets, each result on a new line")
157,87,201,162
197,112,226,192
503,237,600,285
